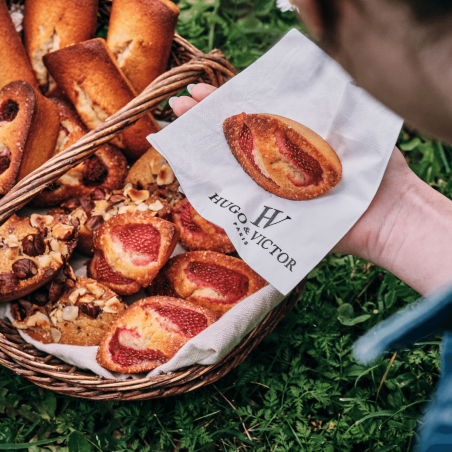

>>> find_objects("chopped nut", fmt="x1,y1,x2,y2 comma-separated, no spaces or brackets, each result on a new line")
27,311,51,328
79,303,100,319
52,223,74,240
109,194,126,205
147,200,164,211
122,182,133,196
156,164,175,185
150,153,167,175
50,251,63,264
62,305,79,321
86,215,104,231
37,254,51,267
56,309,63,323
72,208,88,224
118,204,137,215
103,297,124,314
50,328,61,342
86,283,104,298
136,203,148,212
68,287,87,304
30,214,54,229
0,273,18,291
5,234,20,248
126,187,150,203
80,198,95,215
90,187,111,201
78,294,96,304
50,239,59,252
103,213,112,222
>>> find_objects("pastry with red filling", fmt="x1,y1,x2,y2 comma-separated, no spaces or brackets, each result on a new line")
70,184,172,256
172,198,235,254
146,251,267,317
32,98,127,207
97,296,217,373
11,276,125,346
92,212,179,287
223,113,342,200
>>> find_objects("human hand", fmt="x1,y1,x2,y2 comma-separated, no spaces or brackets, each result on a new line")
169,84,452,295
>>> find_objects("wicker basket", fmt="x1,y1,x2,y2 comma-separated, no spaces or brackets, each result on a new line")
0,1,305,400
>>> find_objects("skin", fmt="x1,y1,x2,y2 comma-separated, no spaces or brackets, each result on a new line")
171,0,452,296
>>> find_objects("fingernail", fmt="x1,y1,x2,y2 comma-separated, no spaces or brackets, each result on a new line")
168,97,177,109
187,84,196,95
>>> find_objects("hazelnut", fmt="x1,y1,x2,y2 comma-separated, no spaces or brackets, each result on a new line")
86,215,104,231
72,208,88,225
61,198,80,211
48,280,64,303
118,205,137,215
29,287,49,306
26,311,51,329
156,164,175,185
91,186,111,201
62,305,79,321
126,187,150,203
63,264,76,281
50,239,59,252
0,273,18,291
103,297,124,314
12,259,38,279
147,200,164,212
136,203,148,212
80,198,95,215
79,303,100,319
37,254,51,267
50,251,63,264
78,294,96,304
86,283,104,298
22,234,46,257
5,234,20,248
30,214,54,229
68,287,87,304
52,223,74,240
109,194,126,205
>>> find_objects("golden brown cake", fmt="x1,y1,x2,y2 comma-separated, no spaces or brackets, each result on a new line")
23,0,98,96
97,296,217,373
223,113,342,200
66,183,172,256
32,98,127,206
0,0,39,91
0,81,59,194
107,0,179,93
93,211,179,286
0,213,78,302
43,38,161,159
146,251,267,317
172,198,235,253
11,276,125,345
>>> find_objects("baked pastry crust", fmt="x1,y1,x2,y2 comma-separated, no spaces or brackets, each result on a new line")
107,0,179,93
23,0,98,96
146,251,267,317
87,250,142,296
11,277,125,346
172,199,235,253
66,183,172,256
0,213,78,302
32,98,127,207
0,81,59,193
93,212,179,286
97,296,217,373
0,0,39,91
223,113,342,200
43,38,160,159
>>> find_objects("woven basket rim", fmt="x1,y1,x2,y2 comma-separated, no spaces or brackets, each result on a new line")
0,4,306,400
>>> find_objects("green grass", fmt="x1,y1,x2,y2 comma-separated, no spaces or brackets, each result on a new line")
2,1,452,450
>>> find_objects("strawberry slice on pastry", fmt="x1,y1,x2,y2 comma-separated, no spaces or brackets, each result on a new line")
223,113,342,200
96,296,217,373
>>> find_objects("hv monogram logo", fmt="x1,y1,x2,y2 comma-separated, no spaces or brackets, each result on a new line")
208,193,296,272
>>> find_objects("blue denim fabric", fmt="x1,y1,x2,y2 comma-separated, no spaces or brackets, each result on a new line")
354,286,452,451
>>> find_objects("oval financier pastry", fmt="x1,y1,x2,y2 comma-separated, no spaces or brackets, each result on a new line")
223,113,342,200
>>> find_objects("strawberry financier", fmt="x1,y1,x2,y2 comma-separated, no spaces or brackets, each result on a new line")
172,198,235,254
97,296,217,373
223,113,342,201
93,212,179,287
146,251,267,317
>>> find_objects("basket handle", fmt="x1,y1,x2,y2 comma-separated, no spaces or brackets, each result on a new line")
0,34,236,224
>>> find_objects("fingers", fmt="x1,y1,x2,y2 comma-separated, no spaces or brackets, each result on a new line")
169,83,218,117
189,83,217,102
171,96,197,117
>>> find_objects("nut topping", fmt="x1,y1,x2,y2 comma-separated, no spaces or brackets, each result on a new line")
12,259,38,279
109,194,126,205
126,187,150,203
86,215,104,231
62,305,79,321
91,186,111,200
79,302,100,319
0,273,18,291
86,283,104,298
104,297,124,314
37,254,51,267
48,280,65,303
5,234,20,248
78,294,96,304
150,153,167,175
22,234,46,257
52,223,74,240
156,164,175,186
147,200,164,211
61,198,80,211
30,214,54,229
80,198,95,215
26,311,51,328
50,328,61,342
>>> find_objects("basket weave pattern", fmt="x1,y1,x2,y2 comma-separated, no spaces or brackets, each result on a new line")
0,2,305,400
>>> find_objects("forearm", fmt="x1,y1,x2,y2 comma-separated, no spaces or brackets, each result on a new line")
337,154,452,295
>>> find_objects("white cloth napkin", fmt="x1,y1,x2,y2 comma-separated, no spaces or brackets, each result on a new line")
148,28,403,295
